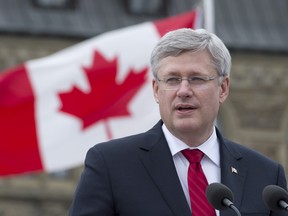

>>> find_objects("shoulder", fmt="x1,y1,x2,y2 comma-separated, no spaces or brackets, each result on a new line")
217,128,279,166
223,137,282,169
93,132,148,151
224,138,287,187
88,120,164,157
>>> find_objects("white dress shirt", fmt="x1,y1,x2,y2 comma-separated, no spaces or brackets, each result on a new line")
162,124,221,216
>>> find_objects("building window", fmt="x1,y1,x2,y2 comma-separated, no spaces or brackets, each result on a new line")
32,0,77,10
125,0,168,16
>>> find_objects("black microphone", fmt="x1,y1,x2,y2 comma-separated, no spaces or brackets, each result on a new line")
206,182,241,216
263,185,288,212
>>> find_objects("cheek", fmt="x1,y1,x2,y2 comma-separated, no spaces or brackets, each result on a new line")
158,91,174,111
158,92,169,106
200,87,221,108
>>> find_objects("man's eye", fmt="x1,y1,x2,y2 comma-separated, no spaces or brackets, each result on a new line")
190,76,205,81
166,77,180,83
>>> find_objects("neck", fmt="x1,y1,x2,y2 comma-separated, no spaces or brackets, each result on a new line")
171,127,214,147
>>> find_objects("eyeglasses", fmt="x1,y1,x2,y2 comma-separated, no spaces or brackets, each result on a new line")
156,75,222,90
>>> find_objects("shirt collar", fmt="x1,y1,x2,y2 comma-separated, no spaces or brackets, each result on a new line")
162,124,220,167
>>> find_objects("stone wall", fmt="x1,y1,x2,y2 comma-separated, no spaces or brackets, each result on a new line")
219,52,288,170
0,171,78,215
0,35,80,71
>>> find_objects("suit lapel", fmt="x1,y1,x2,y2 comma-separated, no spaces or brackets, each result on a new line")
138,124,248,216
217,129,247,216
138,122,191,216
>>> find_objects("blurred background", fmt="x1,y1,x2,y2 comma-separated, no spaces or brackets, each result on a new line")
0,0,288,215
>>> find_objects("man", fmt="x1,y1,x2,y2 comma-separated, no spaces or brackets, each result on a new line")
69,28,287,216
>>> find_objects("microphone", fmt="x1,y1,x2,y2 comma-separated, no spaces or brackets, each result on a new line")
263,185,288,212
206,182,241,216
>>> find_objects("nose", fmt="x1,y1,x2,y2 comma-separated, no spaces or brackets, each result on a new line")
177,79,193,97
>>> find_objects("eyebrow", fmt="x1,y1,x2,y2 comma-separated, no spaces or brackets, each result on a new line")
164,71,206,76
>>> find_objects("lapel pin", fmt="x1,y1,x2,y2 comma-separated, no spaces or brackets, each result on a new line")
231,166,238,174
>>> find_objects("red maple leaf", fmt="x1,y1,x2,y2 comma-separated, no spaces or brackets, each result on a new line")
58,50,149,137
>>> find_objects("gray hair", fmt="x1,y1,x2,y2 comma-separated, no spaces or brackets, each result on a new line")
150,28,231,78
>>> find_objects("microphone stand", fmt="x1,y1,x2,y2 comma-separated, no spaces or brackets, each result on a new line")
279,200,288,211
230,205,241,216
223,198,241,216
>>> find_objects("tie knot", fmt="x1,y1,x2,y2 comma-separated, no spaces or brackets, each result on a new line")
182,149,204,163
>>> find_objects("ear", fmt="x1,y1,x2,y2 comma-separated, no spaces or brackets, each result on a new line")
219,76,230,104
152,79,159,103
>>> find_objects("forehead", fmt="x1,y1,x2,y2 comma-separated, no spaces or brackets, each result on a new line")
157,50,215,76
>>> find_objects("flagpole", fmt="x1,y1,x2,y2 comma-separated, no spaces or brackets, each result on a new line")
202,0,219,128
203,0,215,33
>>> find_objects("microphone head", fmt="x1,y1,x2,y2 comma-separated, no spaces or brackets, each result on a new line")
206,182,234,210
263,185,288,212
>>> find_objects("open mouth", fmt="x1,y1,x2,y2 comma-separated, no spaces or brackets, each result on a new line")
178,107,193,111
176,104,196,111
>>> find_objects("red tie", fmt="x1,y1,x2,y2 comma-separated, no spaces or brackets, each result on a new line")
182,149,216,216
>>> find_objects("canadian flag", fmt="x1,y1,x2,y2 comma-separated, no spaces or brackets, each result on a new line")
0,10,201,176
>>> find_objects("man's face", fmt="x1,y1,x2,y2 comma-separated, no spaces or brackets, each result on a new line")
152,50,229,144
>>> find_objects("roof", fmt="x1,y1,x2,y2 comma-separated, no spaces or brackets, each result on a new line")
215,0,288,52
0,0,197,37
0,0,287,52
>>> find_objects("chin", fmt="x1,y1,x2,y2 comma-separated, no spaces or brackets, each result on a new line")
174,120,199,132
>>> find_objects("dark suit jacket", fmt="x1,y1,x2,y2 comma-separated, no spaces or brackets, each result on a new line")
69,121,287,216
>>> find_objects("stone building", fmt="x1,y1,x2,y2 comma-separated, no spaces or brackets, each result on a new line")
0,0,287,215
